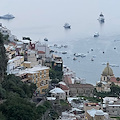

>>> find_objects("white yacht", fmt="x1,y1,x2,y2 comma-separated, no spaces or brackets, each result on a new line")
0,14,15,19
98,13,105,23
94,32,99,37
63,23,71,28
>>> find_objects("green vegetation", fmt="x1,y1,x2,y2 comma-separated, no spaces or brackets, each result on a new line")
0,74,57,120
78,96,101,103
60,99,70,111
110,84,120,97
1,74,36,98
0,33,8,83
0,95,37,120
94,83,120,99
0,33,59,120
49,69,63,84
111,117,120,120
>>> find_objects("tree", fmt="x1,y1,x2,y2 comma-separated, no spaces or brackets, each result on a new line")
0,112,6,120
0,33,8,83
0,95,37,120
116,77,120,85
49,69,63,84
0,84,6,99
110,84,120,97
2,74,36,98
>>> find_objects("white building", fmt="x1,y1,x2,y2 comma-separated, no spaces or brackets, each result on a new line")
50,87,66,100
0,24,17,41
35,41,51,58
86,108,109,120
7,56,24,74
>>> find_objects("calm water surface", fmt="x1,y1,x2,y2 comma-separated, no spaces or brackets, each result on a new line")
1,0,120,85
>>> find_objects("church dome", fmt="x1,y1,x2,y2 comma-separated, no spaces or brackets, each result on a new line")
95,110,104,116
102,63,113,76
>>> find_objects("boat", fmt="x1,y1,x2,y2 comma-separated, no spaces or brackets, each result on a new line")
73,57,77,60
98,13,105,23
62,51,67,54
63,23,71,28
94,32,99,37
74,53,81,57
91,58,94,61
80,53,86,58
0,14,15,19
64,45,68,48
44,38,48,41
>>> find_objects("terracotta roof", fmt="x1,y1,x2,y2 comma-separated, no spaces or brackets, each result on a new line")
110,77,120,83
37,51,45,54
64,75,72,84
59,84,69,90
9,42,16,46
68,84,94,88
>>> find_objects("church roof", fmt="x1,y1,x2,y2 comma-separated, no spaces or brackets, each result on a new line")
102,63,113,76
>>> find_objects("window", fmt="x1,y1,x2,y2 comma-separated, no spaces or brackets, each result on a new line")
44,70,46,74
36,74,38,78
33,75,34,79
40,71,42,75
40,81,44,86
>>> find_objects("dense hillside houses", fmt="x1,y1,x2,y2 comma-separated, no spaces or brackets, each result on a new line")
63,66,94,97
102,97,120,117
2,24,120,120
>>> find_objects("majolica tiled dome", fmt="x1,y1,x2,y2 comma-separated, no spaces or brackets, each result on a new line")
102,63,113,76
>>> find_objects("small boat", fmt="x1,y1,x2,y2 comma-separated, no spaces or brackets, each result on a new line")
50,50,54,53
54,44,57,47
64,45,68,48
98,13,105,23
62,51,67,54
74,53,81,57
44,38,48,41
91,58,94,61
63,23,71,28
80,53,86,58
73,57,77,60
0,14,15,19
94,32,99,37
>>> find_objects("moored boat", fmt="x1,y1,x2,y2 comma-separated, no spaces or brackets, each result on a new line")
0,14,15,19
63,23,71,28
44,38,48,41
94,32,99,37
98,12,105,23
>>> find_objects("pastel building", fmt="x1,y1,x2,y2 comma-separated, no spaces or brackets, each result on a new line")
18,65,50,95
96,63,114,92
7,56,24,74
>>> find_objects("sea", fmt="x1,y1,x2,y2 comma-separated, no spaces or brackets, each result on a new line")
1,0,120,85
